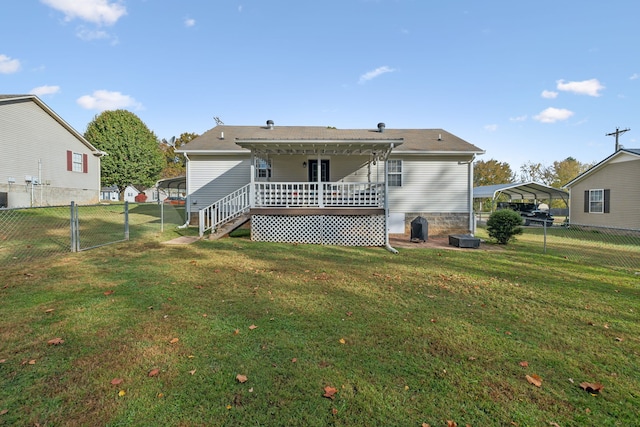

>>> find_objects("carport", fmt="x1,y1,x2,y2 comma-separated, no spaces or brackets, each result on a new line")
474,181,569,212
156,176,186,201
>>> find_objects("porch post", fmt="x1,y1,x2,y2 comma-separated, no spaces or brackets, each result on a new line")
249,153,256,208
317,153,323,208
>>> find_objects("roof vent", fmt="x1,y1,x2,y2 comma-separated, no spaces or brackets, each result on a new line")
438,133,442,141
266,120,274,129
377,122,385,133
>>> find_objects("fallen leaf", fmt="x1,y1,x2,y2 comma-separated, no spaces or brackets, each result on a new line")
339,338,346,344
422,424,431,427
103,290,114,296
158,393,164,398
248,324,258,330
234,329,240,335
579,382,604,394
189,369,196,375
236,374,248,383
615,337,624,342
291,358,297,363
549,423,561,427
0,359,5,363
226,405,232,410
526,374,542,387
0,409,7,416
519,361,529,367
248,387,254,393
323,386,338,400
110,378,123,385
194,285,203,289
44,308,54,313
47,337,64,345
603,323,609,329
346,311,353,316
332,408,338,415
447,421,458,427
148,368,160,377
118,390,126,397
169,338,179,344
28,359,36,365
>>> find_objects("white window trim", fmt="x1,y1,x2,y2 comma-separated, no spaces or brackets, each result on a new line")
387,159,403,187
72,152,83,173
589,189,604,214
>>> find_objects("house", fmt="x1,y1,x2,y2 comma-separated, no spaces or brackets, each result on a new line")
122,185,140,203
176,121,484,248
101,185,120,202
0,95,104,208
563,148,640,230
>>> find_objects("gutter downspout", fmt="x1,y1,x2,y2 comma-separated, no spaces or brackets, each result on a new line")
458,155,476,235
177,153,191,229
383,144,398,254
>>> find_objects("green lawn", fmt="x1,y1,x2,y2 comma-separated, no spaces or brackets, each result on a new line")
1,231,638,426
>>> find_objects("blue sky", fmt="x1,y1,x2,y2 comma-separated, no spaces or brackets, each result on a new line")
1,0,638,171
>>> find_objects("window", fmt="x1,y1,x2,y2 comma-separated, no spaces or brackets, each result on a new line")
67,150,88,173
387,159,402,187
255,158,271,179
585,189,610,213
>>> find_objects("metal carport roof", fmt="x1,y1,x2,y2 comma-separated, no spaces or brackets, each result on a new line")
156,176,186,191
474,181,569,204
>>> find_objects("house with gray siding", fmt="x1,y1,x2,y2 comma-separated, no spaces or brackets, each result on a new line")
177,121,484,248
0,95,103,208
563,148,640,230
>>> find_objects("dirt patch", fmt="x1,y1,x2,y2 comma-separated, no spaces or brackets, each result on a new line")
388,235,503,251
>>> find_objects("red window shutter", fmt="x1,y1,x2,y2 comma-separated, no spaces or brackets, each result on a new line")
604,189,610,213
67,150,73,171
83,154,88,173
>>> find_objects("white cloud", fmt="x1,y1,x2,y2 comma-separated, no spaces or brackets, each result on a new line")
533,107,574,123
77,90,142,111
0,54,21,74
76,27,111,41
30,85,61,96
41,0,126,26
184,18,196,27
358,66,396,84
556,78,604,97
541,90,557,99
484,124,498,131
509,115,527,122
630,73,639,80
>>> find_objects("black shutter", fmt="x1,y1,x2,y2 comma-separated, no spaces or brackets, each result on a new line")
604,189,610,213
584,190,589,212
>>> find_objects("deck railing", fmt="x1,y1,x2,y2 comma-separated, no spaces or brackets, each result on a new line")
199,182,385,236
254,182,384,208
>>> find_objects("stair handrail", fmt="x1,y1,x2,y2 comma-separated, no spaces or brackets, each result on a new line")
199,184,251,237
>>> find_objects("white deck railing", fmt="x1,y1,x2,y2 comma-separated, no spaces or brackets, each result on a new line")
199,182,385,236
254,182,384,208
199,184,251,237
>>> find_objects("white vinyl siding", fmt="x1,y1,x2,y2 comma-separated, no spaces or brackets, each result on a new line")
386,157,469,213
187,155,250,209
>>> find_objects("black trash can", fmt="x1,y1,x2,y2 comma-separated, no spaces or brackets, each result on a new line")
410,216,428,242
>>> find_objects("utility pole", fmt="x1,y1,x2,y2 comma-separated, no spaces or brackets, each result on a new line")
606,127,630,152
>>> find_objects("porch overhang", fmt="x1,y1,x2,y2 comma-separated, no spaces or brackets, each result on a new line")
235,139,403,157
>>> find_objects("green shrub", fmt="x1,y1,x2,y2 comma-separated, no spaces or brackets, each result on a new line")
486,209,523,244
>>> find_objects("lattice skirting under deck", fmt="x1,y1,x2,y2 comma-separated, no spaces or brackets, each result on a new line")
251,214,386,246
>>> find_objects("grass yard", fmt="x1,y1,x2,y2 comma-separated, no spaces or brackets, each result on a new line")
1,230,639,426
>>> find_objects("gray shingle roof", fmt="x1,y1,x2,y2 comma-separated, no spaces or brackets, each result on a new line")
178,125,484,154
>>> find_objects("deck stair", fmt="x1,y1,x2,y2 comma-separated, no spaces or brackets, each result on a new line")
207,213,251,240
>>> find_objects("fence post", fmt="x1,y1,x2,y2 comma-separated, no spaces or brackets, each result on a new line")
161,199,164,232
543,220,547,253
124,202,130,240
70,201,76,252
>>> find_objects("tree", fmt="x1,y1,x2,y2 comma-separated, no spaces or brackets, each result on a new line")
159,132,198,179
474,159,515,187
519,161,554,185
84,110,165,196
550,157,592,188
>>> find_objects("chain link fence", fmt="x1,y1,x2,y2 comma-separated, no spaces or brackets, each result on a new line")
0,202,187,267
479,220,640,273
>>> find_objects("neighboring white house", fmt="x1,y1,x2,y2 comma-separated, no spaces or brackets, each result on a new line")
0,94,104,208
176,121,484,247
122,185,140,203
563,148,640,230
101,185,120,202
